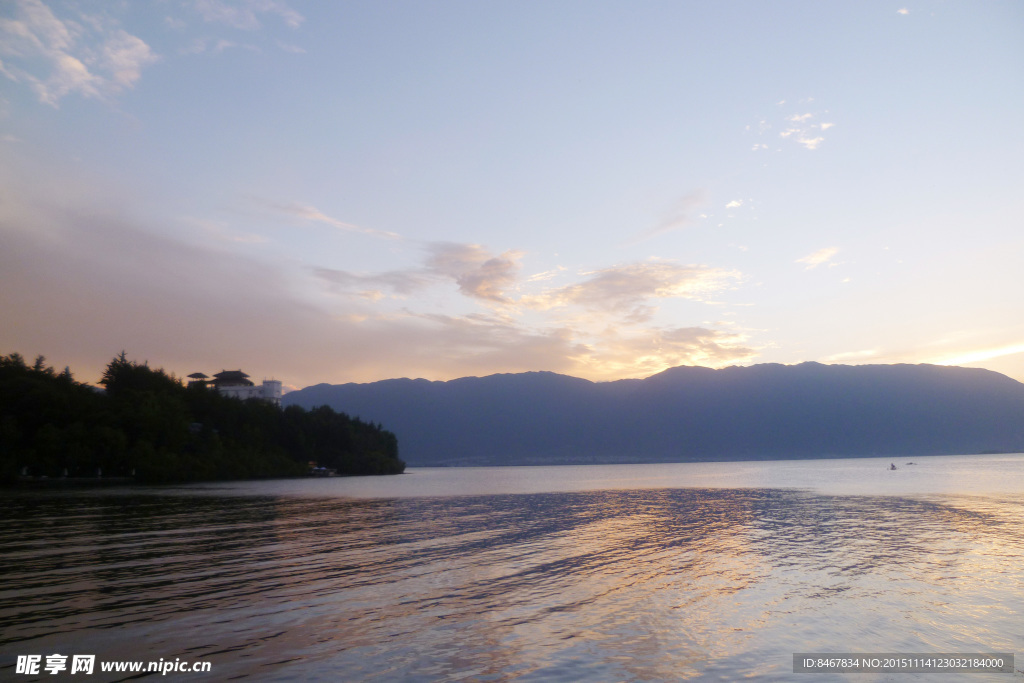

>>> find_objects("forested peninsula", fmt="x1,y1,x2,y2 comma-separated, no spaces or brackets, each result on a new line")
0,353,404,485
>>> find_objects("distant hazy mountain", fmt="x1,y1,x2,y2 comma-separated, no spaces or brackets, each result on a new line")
283,363,1024,466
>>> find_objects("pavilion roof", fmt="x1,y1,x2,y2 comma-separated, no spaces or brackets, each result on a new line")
213,370,250,380
211,369,254,386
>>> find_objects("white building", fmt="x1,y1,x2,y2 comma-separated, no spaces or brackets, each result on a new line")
217,380,283,405
188,370,283,406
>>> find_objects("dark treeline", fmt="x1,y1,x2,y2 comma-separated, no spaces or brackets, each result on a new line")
0,352,404,484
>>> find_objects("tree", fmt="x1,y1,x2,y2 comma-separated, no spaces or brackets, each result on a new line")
3,351,404,484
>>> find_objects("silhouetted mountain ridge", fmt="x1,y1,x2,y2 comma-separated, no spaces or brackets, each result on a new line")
284,363,1024,465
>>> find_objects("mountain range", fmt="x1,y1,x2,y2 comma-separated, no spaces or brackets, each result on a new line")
282,363,1024,466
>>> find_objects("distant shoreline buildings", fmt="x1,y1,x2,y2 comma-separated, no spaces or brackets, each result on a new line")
187,369,282,406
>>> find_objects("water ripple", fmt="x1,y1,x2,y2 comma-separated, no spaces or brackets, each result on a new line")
1,485,1023,681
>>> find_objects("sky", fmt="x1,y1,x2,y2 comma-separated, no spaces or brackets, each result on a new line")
1,0,1023,390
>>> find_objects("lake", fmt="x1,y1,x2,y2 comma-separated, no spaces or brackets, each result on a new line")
2,454,1023,681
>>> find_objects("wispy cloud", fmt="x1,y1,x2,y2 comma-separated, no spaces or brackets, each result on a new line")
0,0,157,106
187,217,268,244
750,102,835,152
193,0,304,30
178,1,306,56
0,150,758,387
272,202,401,240
276,40,306,54
796,247,839,269
632,190,707,242
525,267,566,283
313,267,430,298
180,37,256,56
897,8,910,16
101,30,155,88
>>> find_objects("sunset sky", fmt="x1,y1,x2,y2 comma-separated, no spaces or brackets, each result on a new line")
2,0,1022,390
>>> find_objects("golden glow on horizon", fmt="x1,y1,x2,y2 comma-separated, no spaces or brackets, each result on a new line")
933,343,1024,367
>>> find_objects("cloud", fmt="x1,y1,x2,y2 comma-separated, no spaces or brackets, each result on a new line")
525,267,566,283
780,128,825,150
313,241,526,305
313,267,430,298
0,176,328,386
311,241,525,305
307,253,750,378
180,36,255,55
270,201,401,240
897,8,910,15
425,242,523,303
395,315,755,382
0,213,547,383
756,104,833,151
180,2,306,56
395,313,587,377
194,0,304,30
632,189,707,242
654,327,754,363
102,30,156,88
187,217,268,244
796,247,839,269
0,0,157,106
524,262,741,323
725,199,743,209
0,155,758,389
276,40,306,54
796,136,824,150
569,326,756,380
0,162,568,386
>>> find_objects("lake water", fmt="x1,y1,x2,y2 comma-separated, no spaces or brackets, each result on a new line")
2,454,1024,681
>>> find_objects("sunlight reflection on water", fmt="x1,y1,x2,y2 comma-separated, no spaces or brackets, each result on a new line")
2,455,1023,681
